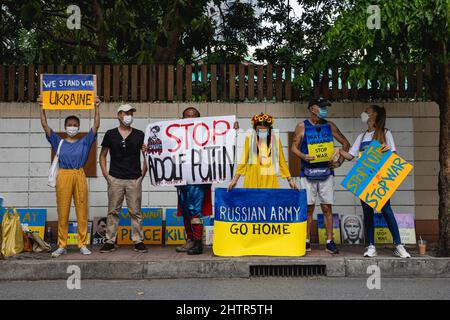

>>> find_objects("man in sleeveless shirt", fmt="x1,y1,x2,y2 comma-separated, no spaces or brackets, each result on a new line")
291,97,350,254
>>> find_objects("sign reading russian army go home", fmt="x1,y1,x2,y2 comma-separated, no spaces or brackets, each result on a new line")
41,74,96,110
341,140,413,212
305,124,334,163
144,116,236,186
117,208,163,245
213,188,307,257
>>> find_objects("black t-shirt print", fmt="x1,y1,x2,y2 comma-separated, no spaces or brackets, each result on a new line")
101,128,145,179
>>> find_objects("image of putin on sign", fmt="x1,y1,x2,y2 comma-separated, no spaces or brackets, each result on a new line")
340,214,364,244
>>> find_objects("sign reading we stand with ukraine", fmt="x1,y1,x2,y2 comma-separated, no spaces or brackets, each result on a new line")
213,188,307,257
305,123,334,163
41,74,96,110
341,140,413,212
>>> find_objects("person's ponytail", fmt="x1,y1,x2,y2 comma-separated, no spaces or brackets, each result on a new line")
370,105,386,144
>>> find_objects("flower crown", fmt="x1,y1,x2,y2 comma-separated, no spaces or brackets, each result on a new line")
251,113,275,127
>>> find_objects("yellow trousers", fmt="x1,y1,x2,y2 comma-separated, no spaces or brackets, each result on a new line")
56,169,89,248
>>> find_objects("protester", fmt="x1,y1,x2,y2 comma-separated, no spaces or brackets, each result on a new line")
338,105,411,258
39,96,100,258
142,107,213,255
291,97,350,254
228,113,298,190
99,104,148,253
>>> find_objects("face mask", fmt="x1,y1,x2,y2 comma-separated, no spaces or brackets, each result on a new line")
257,129,268,139
317,107,328,119
122,115,133,126
361,112,369,123
66,127,79,138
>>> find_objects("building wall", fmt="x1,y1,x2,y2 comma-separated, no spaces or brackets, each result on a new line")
0,101,440,240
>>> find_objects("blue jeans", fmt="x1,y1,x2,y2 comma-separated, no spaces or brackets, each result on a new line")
360,199,401,246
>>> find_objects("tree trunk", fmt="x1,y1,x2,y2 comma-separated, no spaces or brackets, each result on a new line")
437,64,450,257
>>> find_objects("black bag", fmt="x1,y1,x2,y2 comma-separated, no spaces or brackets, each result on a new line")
303,165,331,181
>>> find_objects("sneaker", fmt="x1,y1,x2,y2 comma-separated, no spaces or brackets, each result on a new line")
306,242,311,252
325,240,339,254
394,244,411,258
100,242,116,253
80,246,92,255
134,242,148,253
176,239,195,253
364,245,377,257
51,247,67,258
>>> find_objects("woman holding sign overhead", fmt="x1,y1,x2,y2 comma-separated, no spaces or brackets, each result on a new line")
339,105,411,258
228,113,298,190
39,95,101,258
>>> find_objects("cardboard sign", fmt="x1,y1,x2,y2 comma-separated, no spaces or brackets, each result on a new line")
317,213,341,245
67,221,93,245
213,188,307,257
203,216,214,246
144,116,236,186
165,208,186,245
0,208,46,239
340,214,364,245
375,213,416,245
341,140,413,212
117,208,163,245
305,124,334,163
41,74,96,110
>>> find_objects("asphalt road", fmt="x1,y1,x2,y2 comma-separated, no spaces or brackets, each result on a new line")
0,277,449,300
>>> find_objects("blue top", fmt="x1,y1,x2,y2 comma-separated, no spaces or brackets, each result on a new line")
299,119,333,177
46,129,97,169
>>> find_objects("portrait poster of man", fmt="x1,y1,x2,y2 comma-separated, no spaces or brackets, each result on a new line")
92,217,107,246
340,214,364,245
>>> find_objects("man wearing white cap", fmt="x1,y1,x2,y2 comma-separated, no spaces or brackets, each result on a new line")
99,104,148,253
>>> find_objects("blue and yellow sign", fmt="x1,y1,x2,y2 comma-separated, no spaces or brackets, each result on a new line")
0,208,46,239
305,124,334,163
67,221,93,245
213,188,307,257
342,140,413,212
41,74,96,110
317,213,341,245
117,208,163,245
165,208,186,245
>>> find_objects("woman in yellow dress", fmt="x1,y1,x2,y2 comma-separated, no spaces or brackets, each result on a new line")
228,113,298,190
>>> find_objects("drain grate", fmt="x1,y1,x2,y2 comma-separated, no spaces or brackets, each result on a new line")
250,265,326,277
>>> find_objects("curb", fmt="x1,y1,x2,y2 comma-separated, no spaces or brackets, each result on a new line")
1,257,449,280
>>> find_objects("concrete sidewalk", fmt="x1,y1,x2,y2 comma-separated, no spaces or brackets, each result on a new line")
1,245,449,280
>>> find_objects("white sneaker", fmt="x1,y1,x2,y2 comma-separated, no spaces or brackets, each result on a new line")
80,246,92,255
394,244,411,258
364,245,377,257
51,247,67,258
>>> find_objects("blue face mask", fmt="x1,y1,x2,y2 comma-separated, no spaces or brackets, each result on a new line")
317,107,328,119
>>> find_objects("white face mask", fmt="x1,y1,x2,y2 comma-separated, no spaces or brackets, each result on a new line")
361,112,369,123
122,115,133,126
66,126,79,138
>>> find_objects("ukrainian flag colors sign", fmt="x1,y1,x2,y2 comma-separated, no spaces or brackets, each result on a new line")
41,74,96,110
213,188,307,257
305,124,334,163
0,208,46,239
117,208,163,245
341,140,413,212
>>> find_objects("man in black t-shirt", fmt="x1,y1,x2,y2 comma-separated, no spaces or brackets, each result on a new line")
99,104,148,253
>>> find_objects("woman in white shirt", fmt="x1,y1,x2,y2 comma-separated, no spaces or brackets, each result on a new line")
339,105,411,258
